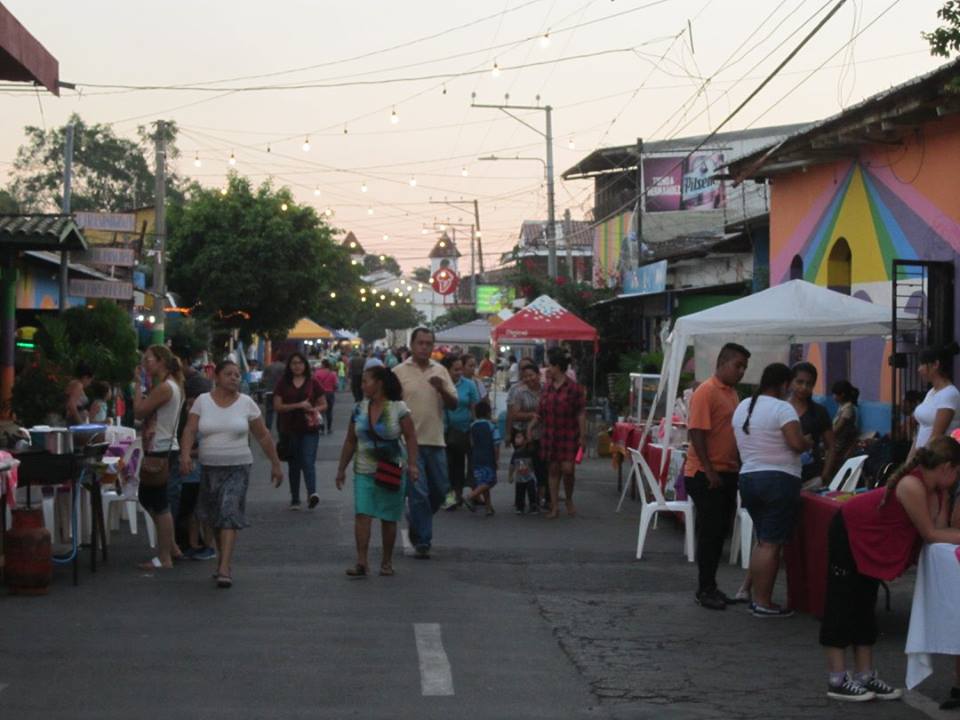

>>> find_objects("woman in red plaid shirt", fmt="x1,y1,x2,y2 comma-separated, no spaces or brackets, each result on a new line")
529,347,586,519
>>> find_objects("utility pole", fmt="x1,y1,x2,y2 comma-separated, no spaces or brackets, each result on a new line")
59,123,74,314
472,100,556,279
152,121,167,345
472,198,483,276
429,197,483,291
563,208,574,280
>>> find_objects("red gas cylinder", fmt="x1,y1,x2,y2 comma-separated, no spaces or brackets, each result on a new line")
5,507,52,595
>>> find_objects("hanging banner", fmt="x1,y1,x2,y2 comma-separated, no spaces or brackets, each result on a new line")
643,153,726,212
431,267,460,296
622,260,667,296
74,247,136,267
69,279,134,300
74,212,137,232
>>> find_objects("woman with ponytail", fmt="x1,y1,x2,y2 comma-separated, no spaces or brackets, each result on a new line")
733,363,811,618
819,435,960,702
335,365,419,577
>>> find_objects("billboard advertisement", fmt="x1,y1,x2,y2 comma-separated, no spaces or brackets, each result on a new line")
622,260,667,297
643,153,726,212
475,285,515,313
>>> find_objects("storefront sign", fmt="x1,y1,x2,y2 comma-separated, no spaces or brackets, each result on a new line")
643,154,726,212
622,260,667,296
74,212,137,232
431,267,460,296
74,247,136,267
69,279,134,300
475,285,515,313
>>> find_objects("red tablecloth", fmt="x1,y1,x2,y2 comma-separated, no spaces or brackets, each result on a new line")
611,422,643,452
784,491,844,617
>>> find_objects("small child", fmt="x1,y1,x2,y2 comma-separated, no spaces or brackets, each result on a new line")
509,429,538,514
88,381,112,424
465,399,500,516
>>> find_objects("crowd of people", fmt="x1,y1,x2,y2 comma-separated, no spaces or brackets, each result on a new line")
683,341,960,706
70,327,960,710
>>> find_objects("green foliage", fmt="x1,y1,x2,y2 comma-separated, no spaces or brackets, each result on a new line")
431,305,478,332
9,114,185,212
924,1,960,56
357,302,425,343
167,175,363,338
11,357,69,427
362,254,402,276
168,316,212,360
412,266,432,283
0,189,19,213
36,301,140,384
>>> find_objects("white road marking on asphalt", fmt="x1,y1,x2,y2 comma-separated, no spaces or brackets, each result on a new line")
414,623,454,696
905,689,953,720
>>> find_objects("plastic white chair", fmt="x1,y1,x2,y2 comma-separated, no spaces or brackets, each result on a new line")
102,440,157,548
630,448,695,562
827,455,868,492
729,491,755,569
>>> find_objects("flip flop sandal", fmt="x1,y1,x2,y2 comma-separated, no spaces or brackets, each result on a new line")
138,557,169,571
345,564,367,578
216,574,232,589
379,565,394,576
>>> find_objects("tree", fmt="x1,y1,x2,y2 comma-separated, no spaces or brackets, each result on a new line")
362,253,402,276
358,302,425,343
924,2,960,56
0,189,19,213
412,266,432,283
9,114,184,212
167,174,362,339
431,305,478,331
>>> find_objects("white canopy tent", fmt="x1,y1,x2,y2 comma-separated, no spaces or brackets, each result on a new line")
434,319,496,346
618,280,897,510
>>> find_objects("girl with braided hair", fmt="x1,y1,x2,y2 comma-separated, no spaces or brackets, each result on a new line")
819,435,960,702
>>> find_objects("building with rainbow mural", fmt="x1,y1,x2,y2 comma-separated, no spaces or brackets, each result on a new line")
731,57,960,432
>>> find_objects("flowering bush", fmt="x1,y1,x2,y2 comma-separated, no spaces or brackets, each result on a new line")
11,357,69,427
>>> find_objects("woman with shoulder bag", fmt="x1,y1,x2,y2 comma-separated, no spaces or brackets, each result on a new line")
273,352,328,510
335,365,418,577
133,344,185,571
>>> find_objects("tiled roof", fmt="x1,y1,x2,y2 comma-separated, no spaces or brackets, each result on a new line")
342,231,365,255
0,214,87,251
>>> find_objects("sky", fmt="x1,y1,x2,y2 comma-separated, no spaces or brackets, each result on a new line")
0,0,951,272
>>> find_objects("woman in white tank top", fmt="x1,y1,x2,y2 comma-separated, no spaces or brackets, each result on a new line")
134,344,185,570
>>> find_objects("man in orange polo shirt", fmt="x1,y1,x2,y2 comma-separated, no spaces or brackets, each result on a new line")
684,343,750,611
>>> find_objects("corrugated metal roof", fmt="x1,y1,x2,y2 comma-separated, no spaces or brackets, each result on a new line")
0,214,87,251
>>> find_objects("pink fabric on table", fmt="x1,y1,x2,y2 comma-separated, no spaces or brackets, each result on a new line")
0,449,19,508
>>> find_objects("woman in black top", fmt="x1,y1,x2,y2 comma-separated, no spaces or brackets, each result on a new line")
789,363,835,484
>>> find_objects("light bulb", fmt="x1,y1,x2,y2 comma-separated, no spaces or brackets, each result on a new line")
302,136,311,152
406,297,412,304
266,144,272,153
360,288,366,294
390,300,396,307
148,315,156,324
439,241,446,248
349,241,357,249
382,235,389,242
421,227,428,235
220,187,228,196
281,202,288,211
367,206,374,216
361,296,367,302
476,231,483,239
418,284,424,291
492,61,500,78
390,107,399,124
193,153,201,168
409,176,417,187
361,181,368,193
438,223,446,231
442,84,447,95
375,302,381,308
568,137,575,150
461,167,469,177
379,294,386,301
540,32,550,48
351,259,358,266
228,152,236,166
314,186,321,197
136,314,145,323
324,208,333,217
329,291,336,298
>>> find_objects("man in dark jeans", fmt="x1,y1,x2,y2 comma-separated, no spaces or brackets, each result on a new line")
683,343,750,611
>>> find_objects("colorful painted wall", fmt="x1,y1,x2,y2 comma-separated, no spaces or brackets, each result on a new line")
769,115,960,403
592,209,633,288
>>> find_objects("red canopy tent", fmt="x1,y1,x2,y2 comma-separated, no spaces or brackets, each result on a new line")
491,295,598,351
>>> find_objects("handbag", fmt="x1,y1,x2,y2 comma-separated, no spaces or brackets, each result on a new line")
139,453,169,488
276,433,291,462
368,403,403,492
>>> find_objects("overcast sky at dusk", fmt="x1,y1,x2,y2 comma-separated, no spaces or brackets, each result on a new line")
0,0,950,271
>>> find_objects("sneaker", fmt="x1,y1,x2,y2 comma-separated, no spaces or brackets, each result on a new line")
414,545,431,560
308,494,320,509
441,492,457,510
827,676,875,702
732,588,751,604
289,502,301,511
861,676,902,701
514,507,524,515
191,546,216,561
695,589,726,611
750,602,795,618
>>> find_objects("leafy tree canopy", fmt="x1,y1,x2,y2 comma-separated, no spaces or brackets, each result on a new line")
167,174,362,339
431,305,478,331
924,1,960,56
9,114,184,212
363,253,402,276
412,266,432,283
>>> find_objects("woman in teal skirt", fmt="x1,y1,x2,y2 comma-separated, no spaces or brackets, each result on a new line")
336,365,419,577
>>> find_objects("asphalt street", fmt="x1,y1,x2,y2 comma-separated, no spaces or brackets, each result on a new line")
0,390,956,720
